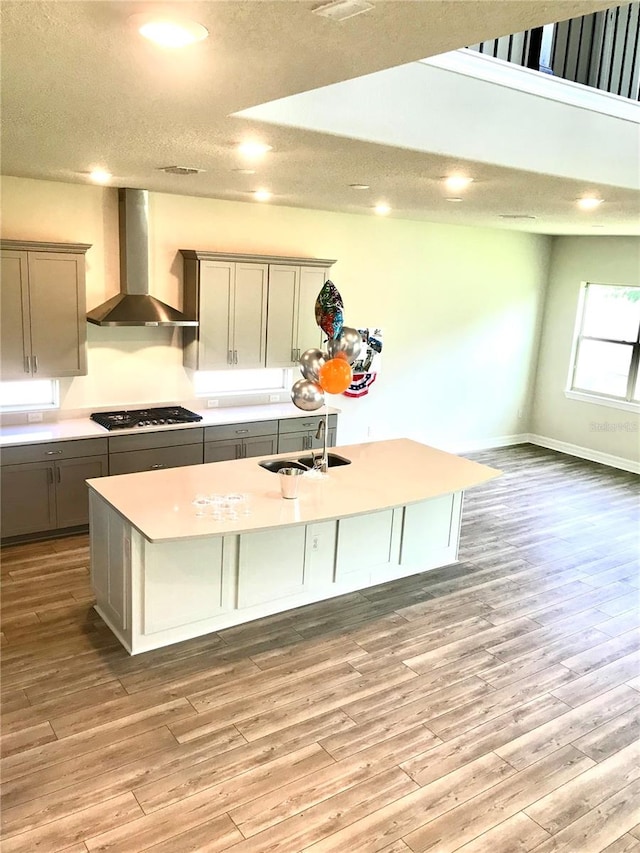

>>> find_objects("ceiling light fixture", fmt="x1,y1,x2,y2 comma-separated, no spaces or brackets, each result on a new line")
312,0,374,22
350,183,370,190
233,168,257,175
445,197,463,203
254,189,272,202
134,16,209,48
159,166,204,175
89,169,112,184
237,141,272,160
499,214,537,220
374,203,390,215
444,175,473,192
577,196,603,210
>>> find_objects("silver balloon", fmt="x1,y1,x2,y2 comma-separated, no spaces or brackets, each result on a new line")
291,378,324,411
327,327,362,365
299,348,327,382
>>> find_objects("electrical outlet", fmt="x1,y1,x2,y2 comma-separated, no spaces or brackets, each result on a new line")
27,412,43,423
207,399,219,408
312,536,320,552
517,408,523,419
269,394,280,403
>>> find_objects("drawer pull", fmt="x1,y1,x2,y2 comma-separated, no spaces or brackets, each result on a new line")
235,429,249,434
45,450,63,456
150,463,165,469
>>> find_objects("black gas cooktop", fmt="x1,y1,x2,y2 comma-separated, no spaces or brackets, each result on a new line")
90,406,203,431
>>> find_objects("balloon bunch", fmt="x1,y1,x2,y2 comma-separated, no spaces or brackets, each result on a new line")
291,281,362,411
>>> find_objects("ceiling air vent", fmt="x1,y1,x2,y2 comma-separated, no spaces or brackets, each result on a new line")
312,0,374,22
159,166,204,175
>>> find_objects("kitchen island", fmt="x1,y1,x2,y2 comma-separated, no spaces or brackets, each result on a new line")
87,439,499,654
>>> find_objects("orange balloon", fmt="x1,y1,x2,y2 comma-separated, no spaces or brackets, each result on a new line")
318,357,352,394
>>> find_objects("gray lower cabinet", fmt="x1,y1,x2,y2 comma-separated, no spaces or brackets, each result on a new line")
108,429,204,476
0,438,108,538
277,415,337,454
204,421,278,462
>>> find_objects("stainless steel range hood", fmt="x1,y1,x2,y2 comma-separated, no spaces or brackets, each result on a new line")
87,188,198,327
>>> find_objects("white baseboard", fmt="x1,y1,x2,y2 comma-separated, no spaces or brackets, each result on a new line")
448,432,639,474
449,433,531,454
527,433,640,475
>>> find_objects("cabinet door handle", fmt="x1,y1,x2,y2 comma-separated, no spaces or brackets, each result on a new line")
56,467,61,484
150,463,165,469
235,444,242,459
33,355,38,373
296,348,301,361
25,356,31,374
47,467,53,484
45,450,63,455
228,350,233,365
291,348,295,363
233,350,238,365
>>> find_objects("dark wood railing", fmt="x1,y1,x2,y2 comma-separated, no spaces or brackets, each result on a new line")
468,3,639,100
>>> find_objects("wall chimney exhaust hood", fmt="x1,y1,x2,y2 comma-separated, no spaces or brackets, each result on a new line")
87,188,198,327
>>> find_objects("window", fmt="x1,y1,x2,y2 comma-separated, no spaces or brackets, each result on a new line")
193,368,291,397
567,283,640,409
0,380,60,412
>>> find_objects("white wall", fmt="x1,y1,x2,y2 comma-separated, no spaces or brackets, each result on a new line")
532,236,640,464
1,175,551,449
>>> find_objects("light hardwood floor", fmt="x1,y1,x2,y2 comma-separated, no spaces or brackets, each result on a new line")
1,444,639,852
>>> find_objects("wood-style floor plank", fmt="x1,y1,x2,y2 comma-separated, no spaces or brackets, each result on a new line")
1,444,638,852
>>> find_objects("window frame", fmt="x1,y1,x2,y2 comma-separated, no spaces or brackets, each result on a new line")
565,282,640,412
0,379,60,413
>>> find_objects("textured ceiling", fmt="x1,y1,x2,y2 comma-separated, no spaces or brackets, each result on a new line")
1,0,636,234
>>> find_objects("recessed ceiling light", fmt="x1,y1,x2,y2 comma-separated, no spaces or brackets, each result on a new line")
238,141,272,160
374,203,390,215
577,196,603,210
89,169,112,184
233,168,257,175
133,16,209,48
254,189,272,202
349,183,370,190
312,0,374,22
445,197,463,203
499,214,537,220
444,175,473,192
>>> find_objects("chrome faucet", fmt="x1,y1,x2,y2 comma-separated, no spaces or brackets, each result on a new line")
314,419,328,473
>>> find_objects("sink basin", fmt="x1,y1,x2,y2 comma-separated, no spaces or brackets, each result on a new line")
258,459,309,474
296,453,351,469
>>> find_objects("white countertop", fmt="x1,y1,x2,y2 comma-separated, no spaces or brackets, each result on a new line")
0,403,338,447
87,438,500,543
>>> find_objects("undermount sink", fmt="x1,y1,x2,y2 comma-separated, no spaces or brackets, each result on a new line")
296,453,351,469
258,453,351,473
258,459,309,473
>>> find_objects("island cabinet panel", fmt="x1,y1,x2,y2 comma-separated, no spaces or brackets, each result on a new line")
335,510,398,581
237,526,308,609
90,494,130,649
143,538,228,634
0,241,90,380
400,493,462,571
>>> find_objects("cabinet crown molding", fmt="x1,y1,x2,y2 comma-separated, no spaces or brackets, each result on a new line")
179,250,336,268
1,240,92,254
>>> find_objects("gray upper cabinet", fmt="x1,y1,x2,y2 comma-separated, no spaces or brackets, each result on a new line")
265,265,329,367
0,240,91,380
180,251,335,371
